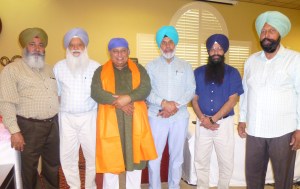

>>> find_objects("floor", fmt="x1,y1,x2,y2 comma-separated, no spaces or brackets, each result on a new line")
119,173,300,189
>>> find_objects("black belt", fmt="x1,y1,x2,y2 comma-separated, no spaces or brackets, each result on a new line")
17,115,57,123
204,114,230,119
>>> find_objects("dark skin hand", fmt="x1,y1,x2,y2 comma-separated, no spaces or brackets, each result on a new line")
11,132,25,151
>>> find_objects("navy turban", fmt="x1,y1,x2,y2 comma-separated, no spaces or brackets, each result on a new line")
206,34,229,53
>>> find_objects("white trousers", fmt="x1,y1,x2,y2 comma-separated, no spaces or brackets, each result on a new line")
59,111,97,189
148,117,189,189
194,116,234,189
103,170,142,189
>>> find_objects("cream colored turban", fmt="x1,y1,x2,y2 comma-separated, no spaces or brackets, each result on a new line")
255,11,291,38
19,27,48,48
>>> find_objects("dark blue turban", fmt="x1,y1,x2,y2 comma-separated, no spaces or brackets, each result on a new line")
206,34,229,53
108,38,129,50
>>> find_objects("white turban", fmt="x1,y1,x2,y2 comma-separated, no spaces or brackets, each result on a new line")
255,11,291,38
63,28,89,48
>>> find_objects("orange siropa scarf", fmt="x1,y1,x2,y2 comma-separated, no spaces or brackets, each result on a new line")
95,59,157,174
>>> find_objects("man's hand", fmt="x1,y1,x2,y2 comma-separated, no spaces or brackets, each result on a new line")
112,95,131,108
121,103,134,116
11,132,25,151
157,100,179,118
290,130,300,151
237,122,247,138
200,117,219,131
161,100,178,113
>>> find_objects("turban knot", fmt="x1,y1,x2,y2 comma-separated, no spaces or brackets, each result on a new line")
255,11,291,38
206,34,229,53
64,28,89,48
155,26,179,47
19,28,48,48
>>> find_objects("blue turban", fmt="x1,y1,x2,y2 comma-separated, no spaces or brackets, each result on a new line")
108,38,129,50
64,28,89,48
255,11,291,38
155,26,179,47
206,34,229,53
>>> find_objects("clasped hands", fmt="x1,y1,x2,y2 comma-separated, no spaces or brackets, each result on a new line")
157,100,179,118
199,116,219,131
112,95,134,115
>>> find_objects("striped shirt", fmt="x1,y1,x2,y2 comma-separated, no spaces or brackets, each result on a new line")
53,59,100,114
239,45,300,138
146,56,195,120
0,59,59,134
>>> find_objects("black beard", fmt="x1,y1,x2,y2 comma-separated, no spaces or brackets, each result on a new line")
260,36,281,53
205,55,225,85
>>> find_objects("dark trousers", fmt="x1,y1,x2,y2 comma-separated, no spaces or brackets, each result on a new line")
17,115,60,189
245,132,296,189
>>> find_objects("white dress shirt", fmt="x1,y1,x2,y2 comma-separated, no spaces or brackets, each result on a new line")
53,59,100,114
239,45,300,138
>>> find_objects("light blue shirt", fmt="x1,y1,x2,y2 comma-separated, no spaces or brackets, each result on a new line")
146,56,195,120
53,59,100,114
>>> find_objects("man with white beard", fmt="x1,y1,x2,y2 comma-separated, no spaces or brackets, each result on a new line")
0,27,60,189
53,28,100,189
146,26,195,189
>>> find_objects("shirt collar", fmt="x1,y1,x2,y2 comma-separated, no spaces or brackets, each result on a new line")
259,44,285,61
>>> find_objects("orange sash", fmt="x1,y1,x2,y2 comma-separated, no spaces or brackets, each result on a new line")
95,59,157,174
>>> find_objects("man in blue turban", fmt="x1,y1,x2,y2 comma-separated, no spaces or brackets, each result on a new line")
53,27,100,189
91,37,157,189
238,11,300,189
192,33,243,188
146,26,196,189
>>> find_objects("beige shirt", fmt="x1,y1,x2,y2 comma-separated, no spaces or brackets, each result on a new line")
0,58,59,134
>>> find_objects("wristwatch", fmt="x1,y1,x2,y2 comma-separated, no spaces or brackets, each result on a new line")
209,117,215,124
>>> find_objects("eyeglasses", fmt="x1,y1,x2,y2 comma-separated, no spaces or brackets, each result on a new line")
209,46,223,53
111,49,129,55
261,28,278,35
161,40,175,47
28,43,45,49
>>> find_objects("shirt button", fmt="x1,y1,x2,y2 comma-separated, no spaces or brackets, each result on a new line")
212,82,215,85
211,109,214,111
211,91,214,93
211,100,213,102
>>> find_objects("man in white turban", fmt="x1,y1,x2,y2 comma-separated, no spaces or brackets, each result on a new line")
53,28,100,189
238,11,300,189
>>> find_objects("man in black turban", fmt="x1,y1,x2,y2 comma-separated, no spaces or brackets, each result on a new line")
192,34,243,189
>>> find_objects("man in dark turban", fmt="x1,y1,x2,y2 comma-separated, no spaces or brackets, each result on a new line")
238,11,300,189
192,34,243,189
0,27,60,189
91,37,157,189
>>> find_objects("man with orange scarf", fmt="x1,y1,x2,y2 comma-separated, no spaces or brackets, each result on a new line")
91,38,157,189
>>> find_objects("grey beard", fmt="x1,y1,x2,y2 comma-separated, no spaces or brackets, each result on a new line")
160,48,176,60
23,49,45,69
66,48,90,77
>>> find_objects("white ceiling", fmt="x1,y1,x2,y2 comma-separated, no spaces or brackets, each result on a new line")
237,0,300,10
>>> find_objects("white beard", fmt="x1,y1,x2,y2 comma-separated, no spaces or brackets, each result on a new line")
160,48,176,60
66,48,90,77
23,49,45,69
